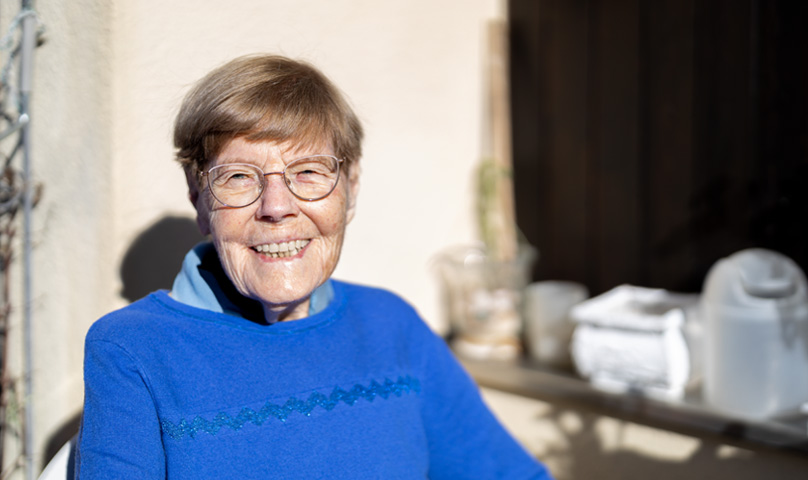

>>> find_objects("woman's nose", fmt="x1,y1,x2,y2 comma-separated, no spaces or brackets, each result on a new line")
255,173,298,222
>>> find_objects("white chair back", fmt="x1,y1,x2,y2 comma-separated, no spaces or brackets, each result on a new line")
37,436,75,480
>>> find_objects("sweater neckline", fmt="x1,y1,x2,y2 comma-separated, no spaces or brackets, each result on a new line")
149,281,346,334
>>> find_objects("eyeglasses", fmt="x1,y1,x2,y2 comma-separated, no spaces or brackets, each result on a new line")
201,155,343,207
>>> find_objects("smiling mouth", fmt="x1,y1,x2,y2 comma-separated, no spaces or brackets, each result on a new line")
253,239,310,258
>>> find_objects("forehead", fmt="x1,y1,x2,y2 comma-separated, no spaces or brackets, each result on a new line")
213,137,333,165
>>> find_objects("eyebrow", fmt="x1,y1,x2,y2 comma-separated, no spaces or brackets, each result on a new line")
212,153,333,168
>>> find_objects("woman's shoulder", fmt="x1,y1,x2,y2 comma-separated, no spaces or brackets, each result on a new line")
332,279,419,315
331,279,439,337
86,291,181,344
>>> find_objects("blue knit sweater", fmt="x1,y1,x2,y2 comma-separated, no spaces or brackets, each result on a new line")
76,280,552,479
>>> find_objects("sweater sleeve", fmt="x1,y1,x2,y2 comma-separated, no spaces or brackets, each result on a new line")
75,338,166,479
419,331,553,480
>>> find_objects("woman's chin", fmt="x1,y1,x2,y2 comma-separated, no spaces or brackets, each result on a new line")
242,280,320,314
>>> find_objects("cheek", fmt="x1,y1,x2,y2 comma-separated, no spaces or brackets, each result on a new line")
317,210,348,246
196,191,232,237
324,214,344,235
207,205,249,239
318,187,351,236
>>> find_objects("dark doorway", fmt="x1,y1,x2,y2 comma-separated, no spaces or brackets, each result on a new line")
509,0,808,295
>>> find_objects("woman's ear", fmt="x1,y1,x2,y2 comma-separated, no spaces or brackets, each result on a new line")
185,168,211,235
345,164,360,224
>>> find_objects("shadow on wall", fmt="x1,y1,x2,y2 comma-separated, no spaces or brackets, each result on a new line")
533,405,808,480
119,215,206,302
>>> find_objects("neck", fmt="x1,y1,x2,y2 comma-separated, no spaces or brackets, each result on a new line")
262,297,311,323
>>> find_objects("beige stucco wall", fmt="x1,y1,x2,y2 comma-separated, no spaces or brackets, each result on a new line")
17,0,118,476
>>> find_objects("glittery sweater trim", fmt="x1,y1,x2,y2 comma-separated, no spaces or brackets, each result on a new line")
160,376,421,440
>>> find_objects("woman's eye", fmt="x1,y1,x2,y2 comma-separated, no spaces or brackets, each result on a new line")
213,169,258,186
292,169,329,185
291,162,331,177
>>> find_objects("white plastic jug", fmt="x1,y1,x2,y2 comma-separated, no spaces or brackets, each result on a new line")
702,248,808,419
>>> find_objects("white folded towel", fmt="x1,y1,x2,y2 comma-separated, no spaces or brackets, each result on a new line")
569,285,700,400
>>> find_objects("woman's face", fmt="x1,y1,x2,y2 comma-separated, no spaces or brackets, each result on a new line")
191,137,359,321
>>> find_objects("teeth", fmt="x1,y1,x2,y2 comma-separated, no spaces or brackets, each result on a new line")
255,240,309,258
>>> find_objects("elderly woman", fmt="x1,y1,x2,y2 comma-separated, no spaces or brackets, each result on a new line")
76,55,552,479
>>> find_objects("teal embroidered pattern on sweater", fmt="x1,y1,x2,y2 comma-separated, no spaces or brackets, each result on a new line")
161,376,421,440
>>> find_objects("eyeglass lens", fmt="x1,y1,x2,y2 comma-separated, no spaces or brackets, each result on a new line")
207,155,341,207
